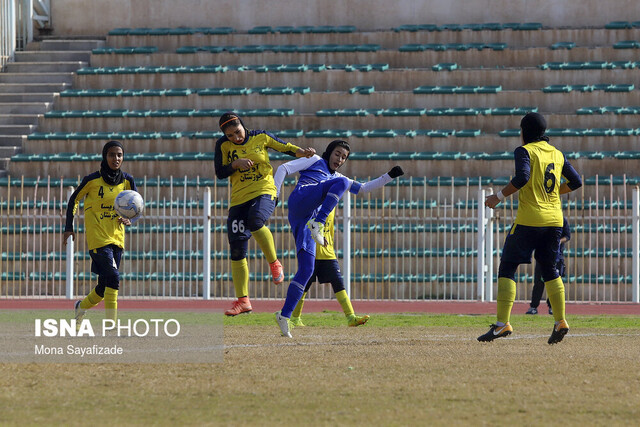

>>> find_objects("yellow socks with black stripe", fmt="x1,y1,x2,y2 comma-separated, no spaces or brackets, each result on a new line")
79,288,103,310
336,290,355,318
292,292,307,318
104,287,118,321
545,277,566,322
231,259,249,299
496,277,516,325
251,226,277,264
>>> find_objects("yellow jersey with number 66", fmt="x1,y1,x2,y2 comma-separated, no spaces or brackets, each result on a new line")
215,130,300,207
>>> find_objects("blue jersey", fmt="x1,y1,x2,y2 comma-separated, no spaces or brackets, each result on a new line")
294,156,363,193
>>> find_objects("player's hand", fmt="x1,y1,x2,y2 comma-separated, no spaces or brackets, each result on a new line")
232,158,253,171
388,166,404,178
484,194,501,209
297,147,316,158
119,217,132,226
63,231,75,247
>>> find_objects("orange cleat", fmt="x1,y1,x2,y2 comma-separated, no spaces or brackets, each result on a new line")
269,259,284,285
224,297,253,316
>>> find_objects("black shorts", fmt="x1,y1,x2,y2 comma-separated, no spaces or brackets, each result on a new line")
501,224,562,266
226,194,276,243
305,259,343,290
89,244,122,287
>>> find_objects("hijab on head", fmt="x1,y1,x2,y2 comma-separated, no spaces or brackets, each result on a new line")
520,112,549,144
100,140,124,185
219,112,246,132
321,140,351,172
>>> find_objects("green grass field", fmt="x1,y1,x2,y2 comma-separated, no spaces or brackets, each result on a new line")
1,312,639,426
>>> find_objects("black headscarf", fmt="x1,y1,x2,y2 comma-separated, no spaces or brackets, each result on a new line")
321,140,351,172
100,140,124,185
520,112,549,144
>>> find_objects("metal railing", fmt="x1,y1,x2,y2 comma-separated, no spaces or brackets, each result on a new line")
1,176,639,303
1,0,50,70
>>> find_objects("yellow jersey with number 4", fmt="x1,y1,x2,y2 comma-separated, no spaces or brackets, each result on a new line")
215,130,300,207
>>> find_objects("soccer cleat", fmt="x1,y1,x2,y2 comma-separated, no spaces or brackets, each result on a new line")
306,219,326,247
224,297,253,316
477,323,513,342
548,319,569,344
347,314,370,327
290,316,305,327
275,311,292,338
526,307,538,315
548,306,553,315
74,300,86,322
269,259,284,285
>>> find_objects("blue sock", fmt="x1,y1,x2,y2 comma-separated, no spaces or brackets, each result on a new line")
315,177,349,224
281,250,315,318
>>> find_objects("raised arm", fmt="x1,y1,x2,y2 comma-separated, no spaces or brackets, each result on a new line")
354,166,405,195
273,155,321,197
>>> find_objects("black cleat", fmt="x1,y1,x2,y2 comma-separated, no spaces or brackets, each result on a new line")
477,323,513,342
548,319,569,344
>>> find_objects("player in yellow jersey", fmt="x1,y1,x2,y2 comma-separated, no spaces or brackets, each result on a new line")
64,140,137,324
289,167,405,328
214,113,315,316
478,113,582,344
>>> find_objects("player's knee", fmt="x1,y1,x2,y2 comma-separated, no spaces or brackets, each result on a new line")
229,241,248,261
246,217,265,231
540,264,559,282
333,177,350,193
498,262,518,280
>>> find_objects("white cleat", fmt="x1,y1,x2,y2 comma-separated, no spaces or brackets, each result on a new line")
306,220,326,247
275,311,293,338
74,300,86,322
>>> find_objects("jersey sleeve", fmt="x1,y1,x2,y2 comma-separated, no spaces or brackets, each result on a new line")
510,146,531,189
354,173,393,195
264,131,301,157
561,154,582,190
214,137,235,179
273,155,321,196
64,175,92,232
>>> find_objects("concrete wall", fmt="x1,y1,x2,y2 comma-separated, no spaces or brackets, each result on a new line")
51,0,640,36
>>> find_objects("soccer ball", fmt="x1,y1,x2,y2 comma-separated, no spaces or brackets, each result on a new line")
114,190,144,219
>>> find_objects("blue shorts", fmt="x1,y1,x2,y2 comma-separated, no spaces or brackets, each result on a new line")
90,244,122,288
501,224,562,266
226,194,276,243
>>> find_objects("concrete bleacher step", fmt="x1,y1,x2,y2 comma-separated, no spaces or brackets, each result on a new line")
14,51,91,63
0,146,21,157
0,93,55,103
0,114,39,125
0,72,75,84
0,102,50,114
3,61,88,73
37,39,105,51
0,83,71,93
0,125,37,135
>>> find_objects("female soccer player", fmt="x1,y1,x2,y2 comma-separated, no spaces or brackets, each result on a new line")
272,139,404,337
214,113,315,316
64,140,137,323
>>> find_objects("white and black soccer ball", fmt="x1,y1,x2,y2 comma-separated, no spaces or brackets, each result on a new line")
114,190,144,219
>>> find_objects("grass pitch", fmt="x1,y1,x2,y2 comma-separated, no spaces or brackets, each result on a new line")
1,312,639,426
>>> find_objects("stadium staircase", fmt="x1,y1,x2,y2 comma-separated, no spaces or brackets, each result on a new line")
0,38,104,177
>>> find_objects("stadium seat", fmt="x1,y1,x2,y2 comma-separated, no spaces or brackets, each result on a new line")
349,85,375,94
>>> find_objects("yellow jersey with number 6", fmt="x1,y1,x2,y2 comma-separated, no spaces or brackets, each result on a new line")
216,130,300,207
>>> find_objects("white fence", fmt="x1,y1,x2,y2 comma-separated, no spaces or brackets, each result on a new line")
0,0,50,70
1,176,639,303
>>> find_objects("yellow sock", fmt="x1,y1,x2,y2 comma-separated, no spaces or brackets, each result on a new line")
336,290,355,317
292,292,307,318
79,288,103,310
545,277,566,322
251,226,277,264
496,277,516,324
104,287,118,321
231,259,249,298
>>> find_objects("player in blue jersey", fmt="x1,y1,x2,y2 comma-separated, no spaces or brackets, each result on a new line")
214,113,315,316
64,140,137,323
478,113,582,344
271,139,404,337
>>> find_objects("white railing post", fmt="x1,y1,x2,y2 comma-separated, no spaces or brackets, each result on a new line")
65,187,74,299
343,191,351,297
485,188,494,301
632,187,639,303
202,187,211,300
477,188,486,301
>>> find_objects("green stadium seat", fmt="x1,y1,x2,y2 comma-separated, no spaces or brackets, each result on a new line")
432,63,458,71
542,85,572,93
476,85,502,93
455,129,482,137
499,129,520,137
486,43,507,50
165,88,193,96
613,40,640,49
248,26,273,34
570,84,594,92
349,85,374,94
606,84,634,92
305,129,352,138
609,60,635,69
606,21,632,29
550,42,576,50
368,129,397,138
454,85,477,94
